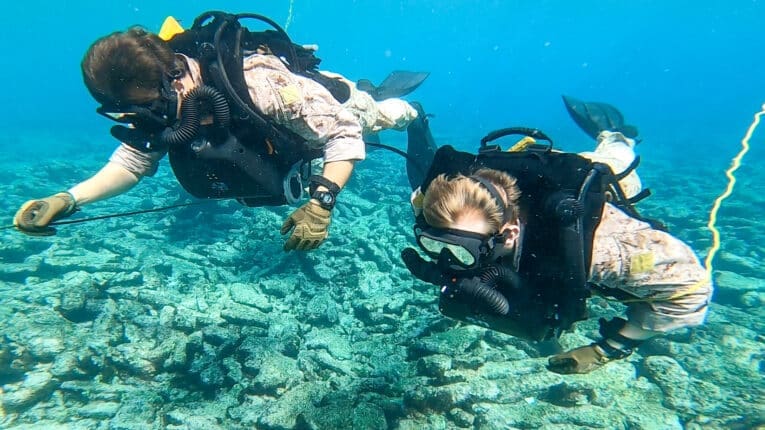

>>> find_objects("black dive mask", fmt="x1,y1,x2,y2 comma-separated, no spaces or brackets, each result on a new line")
413,174,515,273
96,72,180,151
414,222,506,272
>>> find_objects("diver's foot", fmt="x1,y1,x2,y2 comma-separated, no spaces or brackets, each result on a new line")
597,130,637,148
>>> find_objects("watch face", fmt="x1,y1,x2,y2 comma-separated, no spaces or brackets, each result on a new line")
313,190,335,208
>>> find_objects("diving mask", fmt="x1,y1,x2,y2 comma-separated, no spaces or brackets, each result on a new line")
96,74,179,132
414,222,505,271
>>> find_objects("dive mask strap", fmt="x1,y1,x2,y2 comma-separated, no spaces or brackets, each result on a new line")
469,175,512,224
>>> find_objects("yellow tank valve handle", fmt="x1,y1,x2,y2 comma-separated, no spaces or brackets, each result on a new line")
158,16,184,41
508,136,536,152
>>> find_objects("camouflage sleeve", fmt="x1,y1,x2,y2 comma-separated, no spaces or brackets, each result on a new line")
589,204,713,332
109,143,166,178
242,54,365,163
319,70,418,133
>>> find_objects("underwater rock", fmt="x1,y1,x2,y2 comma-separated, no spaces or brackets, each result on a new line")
109,388,162,430
172,309,198,333
408,327,484,359
714,271,765,308
165,409,225,430
26,337,65,362
718,251,761,278
642,355,724,416
351,403,388,430
0,340,25,384
110,342,158,379
448,407,475,428
220,303,269,328
304,328,353,361
256,381,329,429
257,280,291,300
250,353,302,395
41,247,122,273
1,367,57,412
56,272,104,323
540,382,598,407
416,354,453,378
305,292,340,326
298,349,355,378
202,324,241,347
76,401,120,420
228,282,273,311
188,342,229,390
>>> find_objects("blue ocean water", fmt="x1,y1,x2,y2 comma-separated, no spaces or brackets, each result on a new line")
1,1,764,429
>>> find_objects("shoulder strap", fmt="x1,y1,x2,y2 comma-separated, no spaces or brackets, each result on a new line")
168,11,321,161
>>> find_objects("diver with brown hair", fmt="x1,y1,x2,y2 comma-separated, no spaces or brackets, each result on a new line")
402,97,712,374
13,11,435,252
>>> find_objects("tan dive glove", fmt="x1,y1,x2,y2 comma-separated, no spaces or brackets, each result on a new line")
280,201,332,251
547,344,612,374
14,192,78,236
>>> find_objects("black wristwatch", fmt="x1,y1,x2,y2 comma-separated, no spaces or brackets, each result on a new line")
309,175,340,210
311,189,337,210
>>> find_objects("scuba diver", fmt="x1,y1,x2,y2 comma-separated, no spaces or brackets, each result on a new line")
12,11,436,251
402,96,712,374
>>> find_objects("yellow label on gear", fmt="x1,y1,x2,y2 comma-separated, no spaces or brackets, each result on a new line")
158,16,184,41
412,191,425,209
630,252,654,274
279,85,301,106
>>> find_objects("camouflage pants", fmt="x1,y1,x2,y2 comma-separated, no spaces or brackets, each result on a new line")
589,204,712,332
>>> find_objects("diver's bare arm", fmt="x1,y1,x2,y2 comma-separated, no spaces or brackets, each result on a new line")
317,160,355,193
68,162,140,206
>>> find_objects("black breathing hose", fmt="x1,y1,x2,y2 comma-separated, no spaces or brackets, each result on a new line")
161,85,230,146
459,277,511,316
456,265,521,316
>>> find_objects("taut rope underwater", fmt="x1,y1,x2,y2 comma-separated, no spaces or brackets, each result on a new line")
667,103,763,299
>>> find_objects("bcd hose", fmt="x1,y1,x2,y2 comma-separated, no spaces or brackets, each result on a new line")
161,85,230,146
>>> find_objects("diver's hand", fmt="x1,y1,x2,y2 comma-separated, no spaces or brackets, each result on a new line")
547,344,611,374
13,192,77,236
401,248,445,285
281,200,331,251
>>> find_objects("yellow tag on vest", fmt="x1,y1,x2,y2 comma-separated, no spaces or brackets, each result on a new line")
630,252,654,274
279,85,300,106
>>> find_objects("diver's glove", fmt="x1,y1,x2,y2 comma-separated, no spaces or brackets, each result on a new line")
13,192,78,236
547,317,640,374
281,201,332,251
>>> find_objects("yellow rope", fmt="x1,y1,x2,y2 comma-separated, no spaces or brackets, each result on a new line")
665,104,764,299
609,104,764,304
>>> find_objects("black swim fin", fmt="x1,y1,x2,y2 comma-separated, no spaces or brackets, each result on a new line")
562,95,639,139
357,71,430,101
406,102,438,190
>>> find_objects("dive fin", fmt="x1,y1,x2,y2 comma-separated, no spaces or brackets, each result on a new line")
159,16,185,41
406,102,438,190
562,95,639,139
357,71,430,101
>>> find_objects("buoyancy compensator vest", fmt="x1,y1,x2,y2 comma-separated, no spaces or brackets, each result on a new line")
159,11,343,207
418,127,654,340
